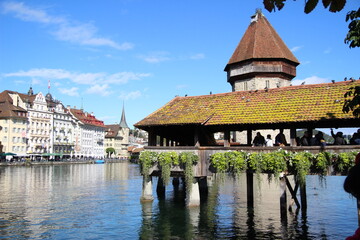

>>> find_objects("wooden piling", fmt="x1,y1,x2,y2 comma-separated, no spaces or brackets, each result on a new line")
156,177,166,199
299,179,307,213
280,175,288,223
246,171,254,208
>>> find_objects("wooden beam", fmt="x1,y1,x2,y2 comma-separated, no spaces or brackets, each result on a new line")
224,130,230,147
194,128,200,147
284,175,301,209
247,129,252,146
290,128,297,146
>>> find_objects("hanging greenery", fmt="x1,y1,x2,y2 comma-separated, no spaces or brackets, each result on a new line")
209,152,228,173
157,151,179,186
290,152,312,185
262,149,288,178
248,152,265,173
139,151,158,178
179,152,199,194
226,151,247,175
335,152,357,173
139,150,359,188
313,152,332,175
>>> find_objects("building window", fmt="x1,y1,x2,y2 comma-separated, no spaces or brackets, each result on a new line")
244,82,248,91
266,80,270,89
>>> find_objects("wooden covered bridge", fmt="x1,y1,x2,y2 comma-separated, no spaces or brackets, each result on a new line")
135,80,360,208
134,10,360,222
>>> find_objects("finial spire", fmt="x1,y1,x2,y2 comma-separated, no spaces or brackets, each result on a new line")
119,103,129,128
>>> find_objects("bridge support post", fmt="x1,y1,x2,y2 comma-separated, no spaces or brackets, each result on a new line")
246,171,254,208
141,176,154,202
280,174,288,223
300,180,307,212
156,177,166,199
186,178,200,207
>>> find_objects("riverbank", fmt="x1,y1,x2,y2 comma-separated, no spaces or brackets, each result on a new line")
0,158,127,166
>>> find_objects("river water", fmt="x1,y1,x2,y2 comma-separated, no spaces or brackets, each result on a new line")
0,162,357,239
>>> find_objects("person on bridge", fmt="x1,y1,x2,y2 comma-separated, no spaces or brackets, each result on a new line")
330,128,347,145
275,129,287,146
252,132,265,147
344,152,360,240
265,134,273,147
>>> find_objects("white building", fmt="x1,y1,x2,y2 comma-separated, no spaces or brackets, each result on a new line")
69,107,105,159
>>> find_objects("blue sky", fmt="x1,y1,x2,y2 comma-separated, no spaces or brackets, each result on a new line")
1,0,359,130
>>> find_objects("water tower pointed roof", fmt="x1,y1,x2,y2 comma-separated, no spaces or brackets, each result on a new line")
224,9,299,71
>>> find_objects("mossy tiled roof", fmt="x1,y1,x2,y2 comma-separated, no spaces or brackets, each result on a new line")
135,80,359,128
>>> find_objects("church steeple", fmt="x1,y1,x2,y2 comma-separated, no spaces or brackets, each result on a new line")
119,104,129,129
224,9,299,92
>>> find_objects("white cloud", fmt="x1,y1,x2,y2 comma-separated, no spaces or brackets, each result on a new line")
292,76,330,86
290,46,303,52
119,90,142,100
3,68,151,86
1,1,133,50
1,1,64,24
105,72,151,84
324,48,332,54
189,53,205,60
176,84,188,89
138,52,170,63
86,84,112,96
58,87,79,97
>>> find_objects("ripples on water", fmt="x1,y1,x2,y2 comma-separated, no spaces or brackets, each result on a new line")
0,163,357,239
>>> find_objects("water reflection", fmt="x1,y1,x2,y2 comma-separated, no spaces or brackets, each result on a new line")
0,163,358,239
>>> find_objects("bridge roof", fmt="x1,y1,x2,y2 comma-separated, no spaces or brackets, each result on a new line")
135,80,360,129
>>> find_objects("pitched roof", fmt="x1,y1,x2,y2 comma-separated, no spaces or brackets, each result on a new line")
105,124,120,138
135,80,359,128
0,100,27,119
69,108,105,127
225,11,299,71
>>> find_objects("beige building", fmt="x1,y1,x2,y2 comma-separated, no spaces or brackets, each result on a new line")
104,106,129,158
0,91,28,156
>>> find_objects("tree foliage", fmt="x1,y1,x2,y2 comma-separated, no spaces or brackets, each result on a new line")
106,147,116,156
345,8,360,48
263,0,359,48
343,86,360,118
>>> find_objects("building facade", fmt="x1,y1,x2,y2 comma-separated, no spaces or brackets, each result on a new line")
0,88,106,159
0,91,27,156
104,106,130,158
69,108,105,159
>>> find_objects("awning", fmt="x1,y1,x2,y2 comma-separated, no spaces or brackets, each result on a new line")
0,152,17,156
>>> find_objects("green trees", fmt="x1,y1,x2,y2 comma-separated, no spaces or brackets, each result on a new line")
106,147,116,157
263,0,360,48
343,86,360,118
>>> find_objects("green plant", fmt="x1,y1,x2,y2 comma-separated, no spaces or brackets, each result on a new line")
262,149,288,178
158,151,179,185
180,152,199,194
210,152,228,173
291,152,312,185
226,151,247,175
247,152,265,173
313,152,331,175
139,151,158,178
335,152,356,173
